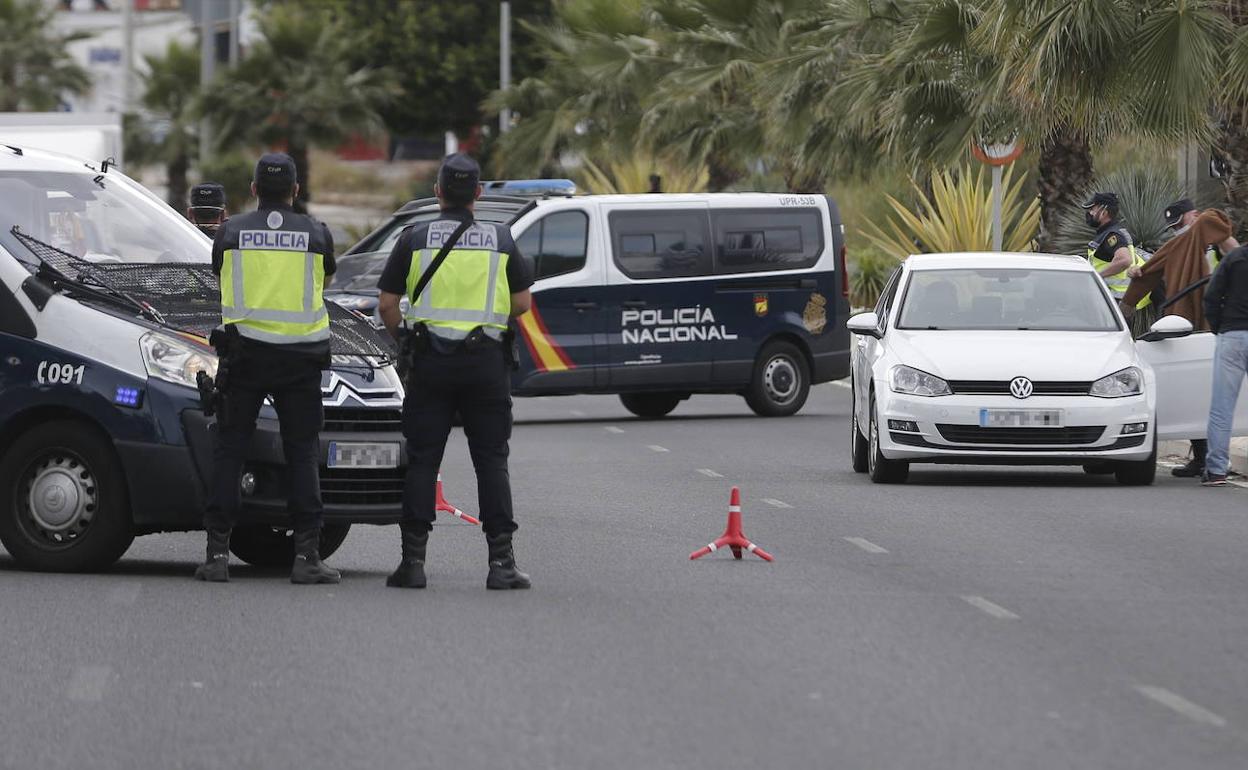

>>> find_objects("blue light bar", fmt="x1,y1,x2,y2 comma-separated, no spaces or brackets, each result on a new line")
114,386,143,408
480,179,576,197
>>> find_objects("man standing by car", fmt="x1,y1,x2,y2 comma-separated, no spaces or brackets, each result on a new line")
1201,244,1248,486
195,153,340,585
376,153,533,590
187,182,228,238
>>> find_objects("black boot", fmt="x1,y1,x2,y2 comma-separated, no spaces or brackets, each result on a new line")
1171,458,1204,477
290,528,341,585
486,533,530,590
386,525,428,588
193,528,231,582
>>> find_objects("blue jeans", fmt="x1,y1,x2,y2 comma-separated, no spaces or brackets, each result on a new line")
1206,330,1248,475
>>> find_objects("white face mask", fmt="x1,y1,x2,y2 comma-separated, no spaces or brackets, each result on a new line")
1173,223,1192,236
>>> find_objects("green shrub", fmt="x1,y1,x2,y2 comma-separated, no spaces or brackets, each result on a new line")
848,246,901,310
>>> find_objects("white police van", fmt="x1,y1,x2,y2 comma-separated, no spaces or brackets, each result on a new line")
0,145,404,572
330,190,850,417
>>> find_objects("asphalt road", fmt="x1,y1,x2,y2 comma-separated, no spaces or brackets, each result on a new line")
3,383,1248,769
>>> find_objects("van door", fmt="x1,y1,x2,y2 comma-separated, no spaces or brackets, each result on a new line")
511,207,605,393
601,205,714,389
1137,329,1248,439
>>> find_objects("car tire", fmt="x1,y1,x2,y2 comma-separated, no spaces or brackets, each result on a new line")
1114,437,1157,486
745,340,810,417
850,380,869,473
867,392,909,484
228,523,351,568
1082,462,1116,475
619,392,684,419
0,420,134,572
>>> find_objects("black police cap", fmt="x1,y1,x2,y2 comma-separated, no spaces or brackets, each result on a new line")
1081,191,1119,210
437,153,481,199
190,182,226,208
254,152,296,189
1164,198,1196,229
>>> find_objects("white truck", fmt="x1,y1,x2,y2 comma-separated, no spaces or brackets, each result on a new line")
0,112,124,167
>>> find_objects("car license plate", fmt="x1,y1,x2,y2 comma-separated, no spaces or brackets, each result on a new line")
979,409,1064,428
327,441,400,468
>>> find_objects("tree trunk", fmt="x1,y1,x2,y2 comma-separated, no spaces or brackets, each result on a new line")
289,141,310,215
1035,125,1094,252
166,151,189,211
1217,112,1248,241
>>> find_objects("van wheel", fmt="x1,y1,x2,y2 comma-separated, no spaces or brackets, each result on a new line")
619,392,684,419
745,341,810,417
868,393,909,484
1115,437,1157,486
850,381,869,473
0,420,134,571
228,523,351,568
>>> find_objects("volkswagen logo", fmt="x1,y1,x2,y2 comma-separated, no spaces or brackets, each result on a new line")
1009,376,1034,399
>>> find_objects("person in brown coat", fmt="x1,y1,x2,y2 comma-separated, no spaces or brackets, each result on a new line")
1121,209,1237,331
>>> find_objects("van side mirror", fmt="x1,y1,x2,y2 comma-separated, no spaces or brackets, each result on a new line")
847,311,881,339
1139,314,1194,342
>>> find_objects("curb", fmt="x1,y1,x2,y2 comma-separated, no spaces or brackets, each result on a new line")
1159,437,1248,476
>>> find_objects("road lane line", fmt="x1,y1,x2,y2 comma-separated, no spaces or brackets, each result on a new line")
844,537,888,554
829,379,851,389
604,426,625,434
570,409,586,417
761,498,792,508
106,583,141,606
647,445,670,453
961,595,1019,620
67,666,112,702
1134,686,1227,727
697,468,724,478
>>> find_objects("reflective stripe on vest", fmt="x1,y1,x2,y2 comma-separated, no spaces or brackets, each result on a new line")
221,248,329,343
403,238,511,340
1088,244,1151,309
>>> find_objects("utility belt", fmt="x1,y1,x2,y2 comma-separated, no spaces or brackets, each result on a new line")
397,322,518,380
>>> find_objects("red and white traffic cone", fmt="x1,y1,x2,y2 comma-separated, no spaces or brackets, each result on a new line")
689,486,774,562
436,473,480,525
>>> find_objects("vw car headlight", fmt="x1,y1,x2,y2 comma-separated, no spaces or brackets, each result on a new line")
890,365,951,397
1090,367,1142,398
140,332,218,389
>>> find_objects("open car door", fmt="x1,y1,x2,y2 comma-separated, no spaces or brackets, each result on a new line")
1136,320,1248,439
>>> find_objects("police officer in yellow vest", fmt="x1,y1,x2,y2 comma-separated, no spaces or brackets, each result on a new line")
195,153,340,585
1081,192,1148,306
376,154,534,590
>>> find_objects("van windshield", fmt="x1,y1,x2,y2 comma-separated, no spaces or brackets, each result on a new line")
897,268,1121,331
0,169,209,264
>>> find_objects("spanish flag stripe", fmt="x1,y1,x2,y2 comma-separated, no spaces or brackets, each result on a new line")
517,303,573,372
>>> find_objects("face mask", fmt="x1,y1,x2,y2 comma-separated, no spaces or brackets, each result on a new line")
196,223,221,237
1085,212,1099,228
1173,223,1191,236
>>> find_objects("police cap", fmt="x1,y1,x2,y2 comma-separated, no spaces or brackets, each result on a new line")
437,153,481,202
1081,191,1120,210
190,182,226,209
254,152,297,192
1163,198,1196,229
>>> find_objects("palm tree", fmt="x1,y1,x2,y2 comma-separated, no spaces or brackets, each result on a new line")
199,4,396,213
0,0,90,111
125,41,200,209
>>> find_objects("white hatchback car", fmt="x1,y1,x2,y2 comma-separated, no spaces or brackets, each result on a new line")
848,253,1248,484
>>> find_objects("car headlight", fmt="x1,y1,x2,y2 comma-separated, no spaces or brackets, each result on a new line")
140,332,218,389
1090,367,1142,398
890,365,951,397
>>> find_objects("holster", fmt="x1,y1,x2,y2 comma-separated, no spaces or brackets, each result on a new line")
396,322,431,381
199,325,241,416
502,327,519,371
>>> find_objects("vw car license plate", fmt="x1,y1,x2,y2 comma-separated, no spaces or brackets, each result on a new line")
328,441,400,468
979,409,1063,428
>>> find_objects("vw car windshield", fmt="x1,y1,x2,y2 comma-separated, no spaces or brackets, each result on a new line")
0,169,209,264
897,268,1121,332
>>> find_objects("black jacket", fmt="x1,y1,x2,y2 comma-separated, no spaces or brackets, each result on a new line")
1204,246,1248,334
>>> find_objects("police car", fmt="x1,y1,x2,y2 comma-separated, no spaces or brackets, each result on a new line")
329,188,850,417
0,145,404,572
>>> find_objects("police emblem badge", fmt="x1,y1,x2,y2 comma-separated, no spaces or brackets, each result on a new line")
802,293,827,334
1107,234,1118,247
754,293,768,317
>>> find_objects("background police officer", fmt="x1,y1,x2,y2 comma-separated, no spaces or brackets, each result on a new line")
1082,191,1151,334
375,153,534,590
196,153,340,585
187,182,228,238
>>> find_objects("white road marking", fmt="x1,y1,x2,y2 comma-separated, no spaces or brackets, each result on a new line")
67,666,112,702
570,409,586,417
647,445,670,453
106,583,141,605
761,498,792,509
844,537,888,554
1134,686,1227,727
961,595,1019,620
829,379,851,389
537,396,551,401
697,468,724,478
604,426,625,434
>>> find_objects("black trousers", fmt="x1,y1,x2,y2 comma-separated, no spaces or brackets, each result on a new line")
205,346,325,534
401,342,517,537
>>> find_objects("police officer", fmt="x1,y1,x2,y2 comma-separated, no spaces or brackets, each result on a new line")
187,182,228,238
1083,191,1151,334
375,154,533,590
195,153,340,585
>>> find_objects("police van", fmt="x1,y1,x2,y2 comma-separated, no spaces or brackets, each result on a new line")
330,191,850,417
0,146,404,572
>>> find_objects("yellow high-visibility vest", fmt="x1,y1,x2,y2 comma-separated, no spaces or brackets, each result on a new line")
404,220,511,340
220,226,329,344
1089,236,1151,309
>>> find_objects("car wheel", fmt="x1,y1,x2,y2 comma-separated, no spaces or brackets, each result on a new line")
619,392,685,419
850,380,869,473
1082,462,1116,475
745,341,811,417
228,523,351,568
1114,437,1157,486
867,392,909,484
0,420,134,572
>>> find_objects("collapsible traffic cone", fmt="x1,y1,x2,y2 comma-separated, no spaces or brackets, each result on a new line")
436,473,480,525
689,486,774,561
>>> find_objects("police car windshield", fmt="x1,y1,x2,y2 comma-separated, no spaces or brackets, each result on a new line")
0,170,209,265
897,268,1121,332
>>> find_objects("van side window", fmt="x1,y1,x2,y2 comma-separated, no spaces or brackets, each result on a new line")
609,210,711,279
711,209,823,274
515,210,589,281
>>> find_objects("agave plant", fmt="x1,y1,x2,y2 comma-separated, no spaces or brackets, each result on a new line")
858,163,1041,259
848,246,901,309
1047,165,1200,255
577,151,709,194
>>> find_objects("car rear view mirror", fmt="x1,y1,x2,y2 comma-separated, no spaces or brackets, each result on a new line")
847,311,881,338
1140,314,1194,342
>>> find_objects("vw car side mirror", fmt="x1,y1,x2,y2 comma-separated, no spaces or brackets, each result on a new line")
847,311,881,338
1139,314,1194,342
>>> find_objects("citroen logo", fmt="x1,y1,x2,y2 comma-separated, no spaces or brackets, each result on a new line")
1009,377,1033,399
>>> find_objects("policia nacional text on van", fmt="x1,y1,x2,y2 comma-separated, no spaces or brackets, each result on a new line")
376,154,533,590
197,153,341,585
